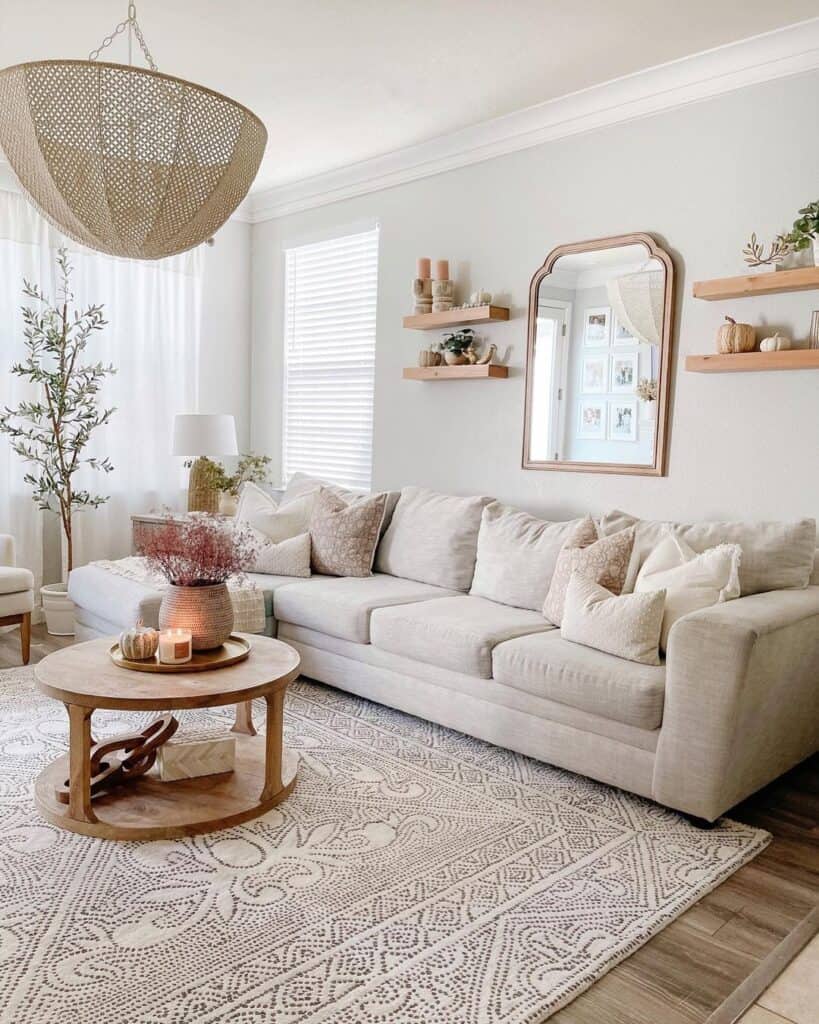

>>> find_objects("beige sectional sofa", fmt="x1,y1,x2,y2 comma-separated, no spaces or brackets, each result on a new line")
68,483,819,824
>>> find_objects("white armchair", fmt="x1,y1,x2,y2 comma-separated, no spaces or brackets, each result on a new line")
0,534,34,664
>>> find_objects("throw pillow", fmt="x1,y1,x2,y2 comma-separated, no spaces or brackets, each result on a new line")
374,486,493,591
309,488,387,577
281,473,400,536
600,508,815,595
561,573,666,666
236,481,313,543
251,531,311,577
235,480,277,523
543,516,635,626
634,533,741,650
470,502,581,611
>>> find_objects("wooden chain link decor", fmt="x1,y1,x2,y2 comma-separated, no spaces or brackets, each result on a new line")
0,3,266,260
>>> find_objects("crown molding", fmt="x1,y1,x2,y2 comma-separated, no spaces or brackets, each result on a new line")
248,17,819,224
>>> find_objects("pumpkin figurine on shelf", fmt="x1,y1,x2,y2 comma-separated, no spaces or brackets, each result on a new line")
716,316,756,354
759,331,792,352
119,619,160,661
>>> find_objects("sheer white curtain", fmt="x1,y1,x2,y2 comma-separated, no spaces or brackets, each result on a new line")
0,189,204,572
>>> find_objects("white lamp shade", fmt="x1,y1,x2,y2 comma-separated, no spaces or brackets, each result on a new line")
172,414,238,457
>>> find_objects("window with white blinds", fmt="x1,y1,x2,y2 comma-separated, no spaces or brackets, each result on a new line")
282,226,379,491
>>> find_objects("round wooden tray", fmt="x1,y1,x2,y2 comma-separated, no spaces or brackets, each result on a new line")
109,634,251,673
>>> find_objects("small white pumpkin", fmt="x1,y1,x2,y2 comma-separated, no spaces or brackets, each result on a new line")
119,621,160,660
759,331,791,352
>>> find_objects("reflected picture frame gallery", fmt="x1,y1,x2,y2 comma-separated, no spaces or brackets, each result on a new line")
583,306,610,347
578,399,606,439
608,399,638,441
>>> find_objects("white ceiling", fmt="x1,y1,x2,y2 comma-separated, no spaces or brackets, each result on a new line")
1,1,816,192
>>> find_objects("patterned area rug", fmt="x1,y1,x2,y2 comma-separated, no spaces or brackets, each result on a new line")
1,667,768,1023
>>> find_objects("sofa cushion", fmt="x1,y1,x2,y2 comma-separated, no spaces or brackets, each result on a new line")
370,595,550,678
0,590,34,616
274,573,455,644
601,509,816,596
0,566,34,595
250,531,311,577
469,502,580,611
492,630,666,730
375,487,492,591
68,564,163,628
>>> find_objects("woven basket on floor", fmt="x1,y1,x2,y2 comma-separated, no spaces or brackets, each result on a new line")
158,583,234,651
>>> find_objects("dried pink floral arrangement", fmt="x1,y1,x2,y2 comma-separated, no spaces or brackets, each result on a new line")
137,515,258,586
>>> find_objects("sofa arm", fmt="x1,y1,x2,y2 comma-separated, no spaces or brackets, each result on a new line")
0,535,15,568
653,587,819,821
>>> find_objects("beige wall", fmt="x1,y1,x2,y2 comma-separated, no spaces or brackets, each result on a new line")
251,70,819,524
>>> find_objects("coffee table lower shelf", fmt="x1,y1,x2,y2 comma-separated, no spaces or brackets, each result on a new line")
35,736,298,841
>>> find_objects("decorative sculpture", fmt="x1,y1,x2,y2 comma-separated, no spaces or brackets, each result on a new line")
56,714,179,803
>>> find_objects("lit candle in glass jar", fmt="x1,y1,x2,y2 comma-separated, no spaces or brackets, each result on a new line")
158,629,193,665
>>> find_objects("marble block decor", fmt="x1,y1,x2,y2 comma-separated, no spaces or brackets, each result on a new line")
157,735,236,781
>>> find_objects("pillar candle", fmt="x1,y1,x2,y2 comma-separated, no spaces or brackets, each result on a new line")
433,259,449,281
158,628,193,665
416,257,431,279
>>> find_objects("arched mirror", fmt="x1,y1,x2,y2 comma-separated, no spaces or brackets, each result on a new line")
522,232,674,476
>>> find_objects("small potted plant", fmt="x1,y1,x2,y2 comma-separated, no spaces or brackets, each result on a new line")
780,201,819,266
138,515,258,649
439,328,476,365
0,249,116,635
186,451,272,516
220,452,272,515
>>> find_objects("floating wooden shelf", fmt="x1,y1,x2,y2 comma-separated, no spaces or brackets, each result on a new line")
692,266,819,300
402,305,510,330
403,364,509,380
685,350,819,373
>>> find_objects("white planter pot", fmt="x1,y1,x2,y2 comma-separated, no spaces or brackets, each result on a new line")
41,583,75,636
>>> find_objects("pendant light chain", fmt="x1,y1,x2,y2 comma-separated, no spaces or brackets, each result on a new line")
88,2,157,71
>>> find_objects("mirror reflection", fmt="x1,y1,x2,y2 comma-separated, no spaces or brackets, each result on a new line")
524,237,672,474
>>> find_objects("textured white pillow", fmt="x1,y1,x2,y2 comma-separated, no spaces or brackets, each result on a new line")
601,509,814,595
634,533,741,650
469,502,581,611
237,481,313,542
561,573,666,666
235,480,277,523
251,531,311,577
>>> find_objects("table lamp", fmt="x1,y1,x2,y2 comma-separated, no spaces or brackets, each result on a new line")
172,414,239,512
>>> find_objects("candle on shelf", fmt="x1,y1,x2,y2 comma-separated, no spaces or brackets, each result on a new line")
433,259,449,281
416,257,431,279
158,628,193,665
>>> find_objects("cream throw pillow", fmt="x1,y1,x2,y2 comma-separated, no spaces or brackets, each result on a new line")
309,488,387,577
250,531,311,577
543,516,635,626
561,573,666,666
237,481,313,543
634,533,741,650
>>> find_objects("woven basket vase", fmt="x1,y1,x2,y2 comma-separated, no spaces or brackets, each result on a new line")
158,583,234,651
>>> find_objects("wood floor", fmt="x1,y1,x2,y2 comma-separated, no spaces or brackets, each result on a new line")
2,624,817,1024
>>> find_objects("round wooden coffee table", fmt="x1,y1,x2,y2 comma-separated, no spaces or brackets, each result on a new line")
33,633,301,840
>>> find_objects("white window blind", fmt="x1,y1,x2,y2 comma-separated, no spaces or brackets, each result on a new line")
282,227,379,491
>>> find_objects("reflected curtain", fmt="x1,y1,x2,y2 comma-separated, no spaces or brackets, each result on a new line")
0,189,204,573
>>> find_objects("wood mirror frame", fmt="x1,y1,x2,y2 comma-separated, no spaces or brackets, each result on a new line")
522,231,675,477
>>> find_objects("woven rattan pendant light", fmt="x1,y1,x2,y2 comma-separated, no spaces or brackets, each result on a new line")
0,3,266,260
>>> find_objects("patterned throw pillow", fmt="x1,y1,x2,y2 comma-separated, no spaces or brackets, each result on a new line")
251,531,311,577
543,516,635,625
309,488,388,577
561,572,666,666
